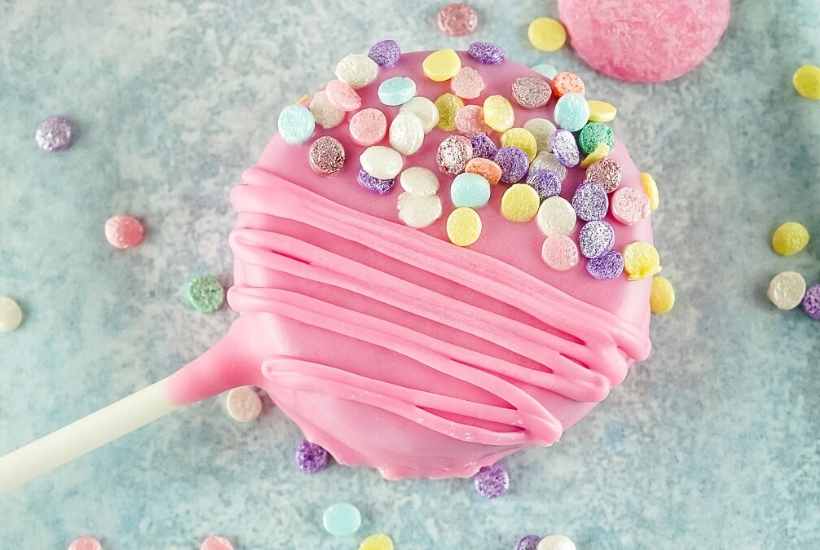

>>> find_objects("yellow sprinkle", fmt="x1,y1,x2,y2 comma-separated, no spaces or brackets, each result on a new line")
435,93,465,131
501,184,540,222
483,95,515,132
580,143,610,168
793,64,820,100
527,17,567,52
501,128,538,162
295,94,311,107
771,221,810,256
640,172,660,210
650,276,676,314
447,207,482,246
623,241,662,280
422,48,462,82
359,534,395,550
587,100,617,122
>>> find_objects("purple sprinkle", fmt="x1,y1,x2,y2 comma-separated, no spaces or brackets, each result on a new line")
586,250,625,280
571,182,609,221
35,115,74,152
467,41,505,65
470,133,498,159
516,535,542,550
357,168,396,194
368,39,401,67
296,439,330,473
550,129,580,168
494,146,529,184
527,169,561,199
802,284,820,320
578,221,615,259
473,463,510,499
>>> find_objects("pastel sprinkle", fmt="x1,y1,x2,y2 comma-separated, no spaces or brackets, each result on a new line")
494,146,529,184
400,166,439,196
0,296,24,333
323,502,362,536
368,39,401,67
397,193,443,228
767,271,807,311
348,108,387,146
35,115,74,151
296,94,311,107
67,536,102,550
554,92,590,132
531,63,559,79
517,535,542,550
436,135,473,175
571,182,609,222
360,146,403,179
623,241,662,280
501,184,540,222
422,48,462,82
309,91,345,129
104,215,145,249
793,65,820,100
435,93,465,131
308,135,346,175
467,41,505,65
483,95,515,132
587,100,617,122
359,534,395,550
550,129,580,168
473,463,509,498
640,172,660,210
802,284,820,320
541,233,580,271
611,186,650,225
537,535,577,550
523,118,557,153
527,169,561,199
357,168,396,195
451,172,491,208
585,157,623,193
335,54,378,89
296,439,331,473
530,151,567,182
578,221,615,259
455,105,491,136
586,250,625,280
550,71,585,97
578,122,615,155
186,275,225,313
378,76,417,106
325,79,362,112
200,535,234,550
225,386,262,422
512,76,552,109
437,3,479,37
400,96,440,133
536,196,577,236
470,132,498,159
451,66,486,99
389,111,425,155
465,157,503,185
650,275,676,314
277,104,316,144
501,128,538,162
580,143,610,168
771,222,810,256
528,17,567,52
447,207,483,246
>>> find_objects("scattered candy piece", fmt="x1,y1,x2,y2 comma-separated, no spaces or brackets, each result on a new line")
0,296,24,333
447,207,482,246
435,93,465,131
296,440,331,473
400,166,439,196
357,168,396,195
571,182,609,221
326,79,362,112
767,271,807,311
578,122,615,155
793,65,820,100
423,48,462,82
470,132,498,159
400,96,440,133
537,196,577,236
587,100,617,122
35,115,74,152
451,172,491,208
436,135,473,175
378,76,417,106
309,91,345,130
225,386,262,422
531,63,559,79
611,186,650,225
494,146,529,184
104,215,145,249
516,535,542,550
200,535,234,550
360,146,403,179
579,143,610,168
323,502,362,536
437,3,479,37
527,169,561,199
585,157,622,193
623,241,662,280
455,105,491,136
550,71,585,97
541,233,580,271
186,275,225,313
771,222,810,256
650,275,676,314
530,151,567,181
501,184,540,222
554,92,590,132
368,39,401,68
802,284,820,320
578,220,615,259
528,17,567,52
512,76,552,109
586,250,625,280
523,118,556,153
501,128,538,162
640,172,660,210
335,54,379,89
389,111,425,155
537,534,576,550
278,105,316,144
467,41,505,65
359,533,395,550
349,108,388,146
67,536,102,550
451,66,486,99
483,95,515,132
473,463,509,498
295,94,311,107
465,157,503,185
398,193,443,228
309,136,346,175
550,129,580,167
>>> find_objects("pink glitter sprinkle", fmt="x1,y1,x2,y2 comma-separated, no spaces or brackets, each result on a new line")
437,3,479,37
348,108,387,146
541,233,580,271
68,536,102,550
454,105,491,136
200,535,234,550
104,215,145,249
450,67,485,99
611,186,650,226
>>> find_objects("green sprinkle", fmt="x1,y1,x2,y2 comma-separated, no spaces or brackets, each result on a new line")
185,275,224,313
578,122,615,155
322,502,362,537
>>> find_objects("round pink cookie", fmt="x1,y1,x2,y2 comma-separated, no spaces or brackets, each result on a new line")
558,0,730,82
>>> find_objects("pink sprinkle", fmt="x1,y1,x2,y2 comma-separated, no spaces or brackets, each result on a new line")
437,3,478,37
611,186,650,226
348,108,387,146
541,234,580,271
325,80,362,112
68,536,102,550
454,105,491,136
104,215,145,249
450,67,485,99
200,535,234,550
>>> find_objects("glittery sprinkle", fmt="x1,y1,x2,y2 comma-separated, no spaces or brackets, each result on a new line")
200,535,234,550
550,71,585,97
436,135,473,175
550,129,580,168
467,41,505,64
611,186,650,225
585,157,623,193
357,168,396,194
455,105,491,136
578,122,615,155
578,220,615,259
473,463,510,498
512,76,552,109
767,271,807,310
296,439,331,473
451,66,486,99
530,150,567,182
586,250,625,280
527,169,561,199
571,182,609,221
186,275,225,313
35,115,74,151
541,233,580,271
309,136,346,175
494,146,529,184
470,133,498,159
516,535,542,550
368,39,401,67
802,284,820,320
437,3,479,36
67,536,102,550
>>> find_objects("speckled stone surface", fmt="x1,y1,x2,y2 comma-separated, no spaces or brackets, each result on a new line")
1,1,818,548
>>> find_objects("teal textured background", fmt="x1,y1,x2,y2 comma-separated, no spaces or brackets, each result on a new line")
1,1,818,548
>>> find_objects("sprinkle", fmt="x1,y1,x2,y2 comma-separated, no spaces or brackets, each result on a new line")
360,146,403,179
793,65,820,100
400,96,440,133
550,72,585,97
470,133,498,159
278,104,316,144
451,67,486,99
767,271,807,311
323,502,362,536
571,182,609,221
588,100,617,122
554,93,590,132
579,221,615,259
531,63,559,79
400,166,439,196
501,184,540,222
389,111,425,155
640,172,660,210
527,169,561,199
455,105,491,136
623,241,662,280
578,122,615,155
541,234,580,271
67,536,102,550
200,535,234,550
473,464,509,498
802,284,820,320
296,94,311,107
483,95,515,132
296,440,331,473
368,39,401,67
349,108,387,146
357,168,396,195
435,93,465,131
550,129,580,167
451,172,491,208
523,118,556,153
397,193,443,228
447,207,482,246
308,91,345,130
537,535,577,550
467,41,505,65
537,196,577,236
501,128,538,162
528,17,567,52
186,275,225,313
325,79,362,112
309,136,346,175
422,48,462,82
104,215,145,249
35,116,74,152
516,535,542,550
494,146,529,184
650,275,676,314
580,143,610,168
0,296,24,333
436,135,473,175
530,151,567,181
437,3,479,36
225,386,262,422
378,76,417,106
611,186,650,225
465,157,502,185
512,76,552,109
335,54,378,89
585,157,623,193
359,534,395,550
771,222,810,256
586,250,625,280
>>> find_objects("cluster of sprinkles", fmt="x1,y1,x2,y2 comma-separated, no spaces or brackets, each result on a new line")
767,221,818,319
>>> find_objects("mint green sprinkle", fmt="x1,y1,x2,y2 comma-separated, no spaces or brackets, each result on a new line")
322,502,362,537
185,275,224,313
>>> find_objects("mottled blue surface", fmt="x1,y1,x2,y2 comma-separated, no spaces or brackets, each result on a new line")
1,1,819,548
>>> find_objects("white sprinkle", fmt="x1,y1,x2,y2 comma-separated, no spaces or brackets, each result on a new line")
536,196,577,236
335,54,378,89
524,118,557,153
389,112,425,156
397,193,442,228
537,535,576,550
0,296,23,333
360,146,403,180
225,386,263,422
309,91,345,129
399,96,440,133
400,166,439,196
767,271,807,311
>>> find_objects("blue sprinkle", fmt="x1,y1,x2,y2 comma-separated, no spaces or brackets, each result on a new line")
378,76,417,106
277,105,315,145
322,502,362,536
554,93,590,132
451,172,491,208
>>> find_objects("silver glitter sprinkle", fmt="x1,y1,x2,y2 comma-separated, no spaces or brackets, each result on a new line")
436,135,473,175
35,116,74,152
511,76,552,109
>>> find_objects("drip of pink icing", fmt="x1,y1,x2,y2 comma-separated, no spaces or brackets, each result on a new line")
166,52,653,479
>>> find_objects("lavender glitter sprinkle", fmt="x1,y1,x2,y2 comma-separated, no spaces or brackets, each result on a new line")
802,284,820,320
579,221,615,259
550,129,580,168
586,250,625,280
494,146,529,184
368,39,401,67
296,440,330,473
527,169,561,199
585,157,623,193
35,115,74,152
357,168,396,194
516,535,542,550
470,133,498,159
571,182,609,221
473,463,510,499
467,41,505,65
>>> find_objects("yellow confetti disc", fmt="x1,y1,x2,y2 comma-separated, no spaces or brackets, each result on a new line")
447,207,482,246
580,142,610,168
435,93,465,131
501,184,540,222
623,241,662,280
422,48,462,82
501,128,538,162
771,221,810,256
359,534,395,550
483,95,515,132
650,276,676,314
640,172,660,210
792,64,820,100
527,17,567,52
587,100,617,122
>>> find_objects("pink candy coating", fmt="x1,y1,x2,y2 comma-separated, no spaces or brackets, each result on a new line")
348,108,387,146
451,66,485,99
200,535,234,550
454,105,490,136
541,234,580,271
326,79,362,112
611,186,650,225
437,3,479,37
68,537,102,550
104,215,144,249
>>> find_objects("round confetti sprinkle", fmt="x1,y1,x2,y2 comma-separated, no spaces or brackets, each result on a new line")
473,463,509,498
771,222,810,256
423,48,462,82
585,157,622,193
451,66,486,99
67,536,102,550
541,234,579,271
578,220,615,259
650,275,676,314
335,54,379,89
483,95,515,132
225,386,262,422
357,168,396,195
578,122,615,155
360,146,403,179
467,41,505,65
348,108,387,146
527,169,561,199
588,100,617,122
451,172,491,208
623,241,662,280
309,91,345,130
550,129,580,168
793,65,820,100
641,172,660,210
579,142,610,168
465,157,502,185
389,111,425,155
530,151,567,181
802,284,820,320
550,71,585,97
0,296,24,333
397,193,443,228
517,535,542,550
35,115,74,152
378,76,417,106
186,275,225,313
104,215,145,249
436,135,473,175
400,166,439,196
447,207,482,246
359,534,395,550
455,105,491,136
531,63,559,79
537,196,576,236
326,79,362,112
537,534,577,550
767,271,806,311
512,76,552,109
554,93,590,132
528,17,567,52
470,132,498,159
435,93,465,131
501,128,537,162
368,39,401,67
323,502,362,536
437,3,479,36
523,118,556,153
309,136,346,175
586,250,625,280
571,182,609,222
200,535,234,550
278,104,316,144
611,186,650,225
296,439,331,473
494,146,529,184
400,96,440,133
501,184,540,223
